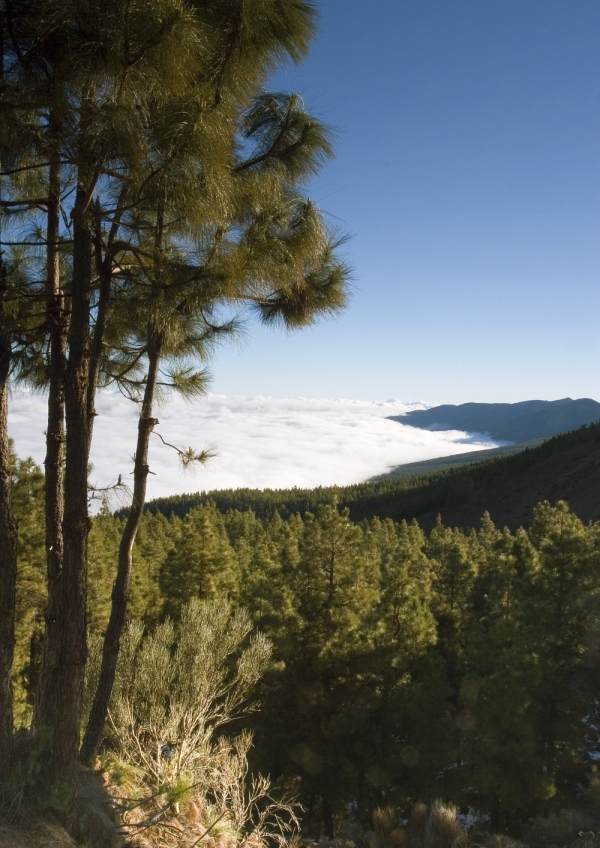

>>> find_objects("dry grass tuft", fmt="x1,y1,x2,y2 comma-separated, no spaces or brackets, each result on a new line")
403,801,468,848
406,804,429,848
371,807,405,848
480,835,523,848
425,800,468,848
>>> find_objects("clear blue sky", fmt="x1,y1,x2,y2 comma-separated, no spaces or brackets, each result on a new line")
212,0,599,404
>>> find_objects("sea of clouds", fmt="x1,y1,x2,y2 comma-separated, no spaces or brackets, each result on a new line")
8,391,499,502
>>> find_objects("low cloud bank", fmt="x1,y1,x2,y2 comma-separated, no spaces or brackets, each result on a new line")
8,392,500,501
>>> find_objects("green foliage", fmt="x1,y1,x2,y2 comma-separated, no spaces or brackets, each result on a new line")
88,599,298,847
524,809,597,848
0,0,355,827
47,779,75,814
97,750,146,792
87,508,123,635
9,434,600,839
131,511,181,623
96,599,272,791
81,493,600,835
159,504,239,618
10,448,46,726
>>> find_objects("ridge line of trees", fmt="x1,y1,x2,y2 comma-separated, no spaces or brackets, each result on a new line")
135,421,600,525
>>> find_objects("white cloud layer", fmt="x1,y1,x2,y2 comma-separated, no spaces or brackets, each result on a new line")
8,391,499,501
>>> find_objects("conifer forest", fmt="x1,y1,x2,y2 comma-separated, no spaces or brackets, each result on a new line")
0,1,598,847
7,442,600,847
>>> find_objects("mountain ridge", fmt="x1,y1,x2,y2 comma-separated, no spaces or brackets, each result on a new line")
388,397,600,442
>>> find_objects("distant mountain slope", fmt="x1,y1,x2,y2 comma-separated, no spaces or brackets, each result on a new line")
388,397,600,442
370,438,546,480
424,436,600,529
142,422,600,530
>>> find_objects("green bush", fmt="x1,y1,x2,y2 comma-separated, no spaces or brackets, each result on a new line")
85,599,298,848
524,810,597,848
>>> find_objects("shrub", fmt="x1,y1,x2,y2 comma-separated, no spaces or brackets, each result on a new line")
524,809,597,848
86,599,298,848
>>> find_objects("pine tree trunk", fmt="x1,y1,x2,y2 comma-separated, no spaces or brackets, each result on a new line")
489,794,500,833
33,154,67,734
50,187,93,821
0,0,17,779
322,797,334,839
0,268,18,777
82,196,167,764
80,336,160,765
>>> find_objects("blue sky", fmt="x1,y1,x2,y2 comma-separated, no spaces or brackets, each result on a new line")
211,0,599,404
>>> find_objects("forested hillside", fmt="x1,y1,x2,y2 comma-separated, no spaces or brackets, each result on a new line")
12,442,600,840
142,421,600,529
370,437,546,479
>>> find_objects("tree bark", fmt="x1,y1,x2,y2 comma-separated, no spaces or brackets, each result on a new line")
50,185,93,821
33,153,67,734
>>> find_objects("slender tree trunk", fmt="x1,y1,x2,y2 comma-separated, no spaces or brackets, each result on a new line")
80,334,161,764
322,797,334,839
33,153,67,733
50,186,93,820
490,793,501,833
0,0,18,778
81,203,162,764
0,264,18,777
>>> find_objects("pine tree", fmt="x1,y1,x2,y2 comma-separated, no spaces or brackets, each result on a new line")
524,502,599,808
130,510,181,623
459,519,539,829
87,508,124,636
368,517,438,809
159,504,239,618
77,2,350,768
0,220,18,774
262,505,381,835
0,0,349,812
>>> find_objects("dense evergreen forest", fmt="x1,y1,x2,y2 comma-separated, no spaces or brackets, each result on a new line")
141,421,600,526
12,442,600,842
